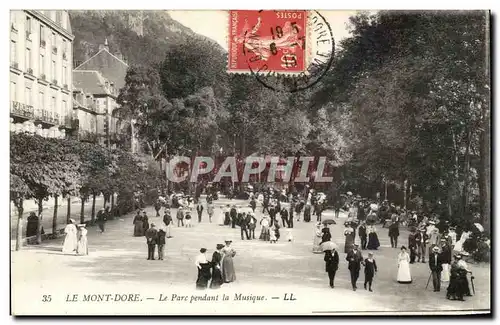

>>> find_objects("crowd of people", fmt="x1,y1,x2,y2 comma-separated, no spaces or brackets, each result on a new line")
56,185,485,301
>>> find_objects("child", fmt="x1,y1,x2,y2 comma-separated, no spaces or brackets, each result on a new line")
270,225,277,243
364,252,377,292
286,228,293,242
185,210,192,228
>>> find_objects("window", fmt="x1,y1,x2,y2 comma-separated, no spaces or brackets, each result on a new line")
63,39,67,55
51,96,56,111
39,54,45,75
25,86,32,105
39,25,44,44
39,91,44,108
10,82,16,101
62,66,67,84
51,32,56,45
51,60,56,80
10,40,16,63
63,100,67,115
25,48,31,70
26,16,32,33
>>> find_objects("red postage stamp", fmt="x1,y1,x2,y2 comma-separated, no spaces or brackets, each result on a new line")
228,10,308,74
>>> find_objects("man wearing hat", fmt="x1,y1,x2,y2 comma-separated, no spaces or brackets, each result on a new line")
176,206,184,227
429,246,444,292
346,244,364,291
145,223,158,260
416,226,428,263
428,226,441,255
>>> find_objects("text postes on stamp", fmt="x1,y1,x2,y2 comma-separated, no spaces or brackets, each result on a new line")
228,10,308,74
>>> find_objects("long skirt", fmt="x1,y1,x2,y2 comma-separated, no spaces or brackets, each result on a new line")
397,261,412,283
367,233,380,250
196,263,212,289
441,263,451,282
62,233,78,254
259,226,270,241
134,221,144,236
76,237,88,256
344,234,355,253
210,266,224,289
222,256,236,283
313,236,322,253
447,274,468,299
304,206,311,222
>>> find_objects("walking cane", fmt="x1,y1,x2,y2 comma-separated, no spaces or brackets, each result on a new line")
425,272,432,289
470,274,476,295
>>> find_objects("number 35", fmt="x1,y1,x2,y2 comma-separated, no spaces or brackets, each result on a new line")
42,295,52,302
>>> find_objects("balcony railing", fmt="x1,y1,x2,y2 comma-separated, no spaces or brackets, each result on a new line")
33,108,59,125
63,52,67,60
11,62,19,69
52,46,58,54
63,84,69,90
10,101,35,119
52,79,58,86
40,40,46,48
25,31,31,40
27,68,34,75
40,74,46,81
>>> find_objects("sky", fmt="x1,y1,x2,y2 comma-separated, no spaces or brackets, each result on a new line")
168,10,362,50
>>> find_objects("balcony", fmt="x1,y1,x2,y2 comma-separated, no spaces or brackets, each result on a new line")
25,31,31,40
26,68,34,75
63,52,67,60
10,101,35,119
52,79,58,86
40,40,46,48
10,62,19,69
52,46,57,54
33,108,58,125
40,74,46,81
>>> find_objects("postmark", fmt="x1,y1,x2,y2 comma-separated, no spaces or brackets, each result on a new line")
228,10,335,93
228,10,308,74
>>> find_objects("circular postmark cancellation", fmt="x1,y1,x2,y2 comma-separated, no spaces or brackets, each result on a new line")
228,10,335,93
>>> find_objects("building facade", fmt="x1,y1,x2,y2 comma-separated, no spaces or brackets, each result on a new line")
10,10,74,138
73,69,123,148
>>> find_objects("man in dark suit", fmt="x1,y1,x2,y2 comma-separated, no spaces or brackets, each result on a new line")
230,205,238,229
280,208,289,228
346,244,364,291
196,202,204,223
145,223,159,260
358,222,367,250
429,246,443,292
324,248,340,288
240,213,250,240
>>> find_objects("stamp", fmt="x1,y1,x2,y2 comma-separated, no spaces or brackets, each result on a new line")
228,10,308,74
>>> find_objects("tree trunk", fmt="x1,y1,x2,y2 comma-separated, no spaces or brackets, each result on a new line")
384,181,388,201
91,193,97,224
403,179,407,210
52,195,59,236
15,198,24,251
80,196,85,224
66,196,71,223
36,197,43,244
111,193,115,210
460,129,472,218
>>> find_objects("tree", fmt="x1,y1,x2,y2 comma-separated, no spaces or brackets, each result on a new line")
10,134,81,244
10,174,31,251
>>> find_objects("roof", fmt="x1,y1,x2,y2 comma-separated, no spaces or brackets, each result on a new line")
73,70,112,96
74,48,128,89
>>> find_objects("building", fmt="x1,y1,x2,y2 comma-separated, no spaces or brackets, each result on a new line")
74,40,136,151
9,10,74,138
73,70,124,148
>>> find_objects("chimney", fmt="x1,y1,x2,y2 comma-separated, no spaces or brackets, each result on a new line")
99,38,110,51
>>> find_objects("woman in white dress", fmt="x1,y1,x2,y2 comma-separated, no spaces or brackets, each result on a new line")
62,219,78,254
397,246,412,284
313,223,323,253
454,230,471,252
76,224,88,256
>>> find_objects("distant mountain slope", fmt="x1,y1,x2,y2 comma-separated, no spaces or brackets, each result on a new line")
69,10,224,69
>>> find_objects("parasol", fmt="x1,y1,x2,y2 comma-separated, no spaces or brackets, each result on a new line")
370,203,379,211
322,219,337,225
347,191,353,196
321,241,338,251
474,223,484,232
